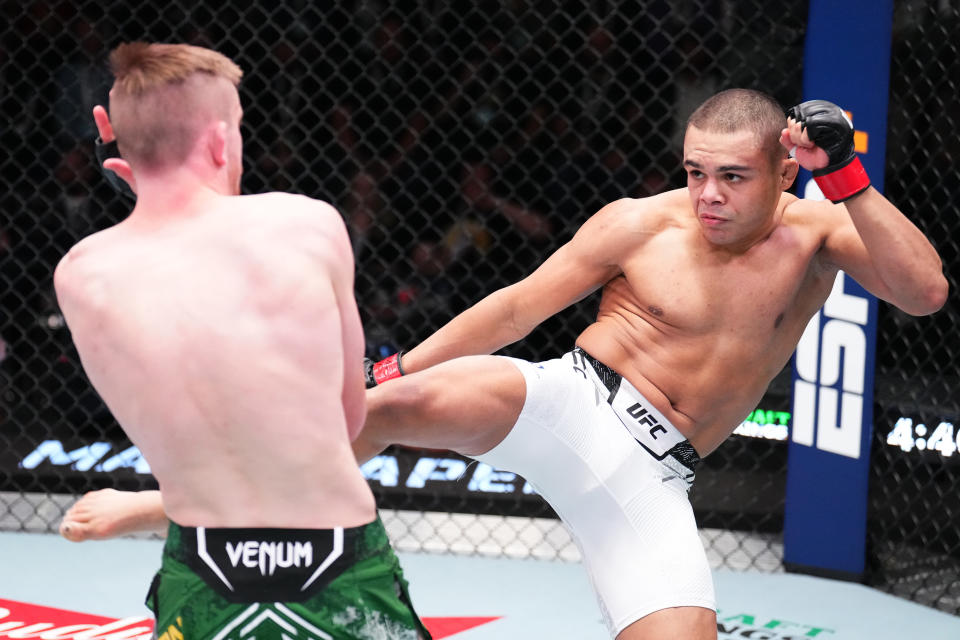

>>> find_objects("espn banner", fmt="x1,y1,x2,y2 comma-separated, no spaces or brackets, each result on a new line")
784,0,893,579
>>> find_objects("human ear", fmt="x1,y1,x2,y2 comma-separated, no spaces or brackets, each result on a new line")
781,157,799,191
208,121,228,167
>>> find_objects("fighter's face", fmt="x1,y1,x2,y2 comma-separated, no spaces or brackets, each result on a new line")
683,125,786,249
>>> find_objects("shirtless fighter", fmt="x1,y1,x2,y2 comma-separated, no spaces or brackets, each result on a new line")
54,42,429,639
357,90,948,638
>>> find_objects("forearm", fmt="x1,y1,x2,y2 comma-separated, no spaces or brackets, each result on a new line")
786,100,947,315
845,188,948,314
403,286,531,372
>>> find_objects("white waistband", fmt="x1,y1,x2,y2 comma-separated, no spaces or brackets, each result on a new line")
567,349,698,483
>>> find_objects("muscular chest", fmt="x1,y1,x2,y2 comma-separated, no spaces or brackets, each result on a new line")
613,229,825,337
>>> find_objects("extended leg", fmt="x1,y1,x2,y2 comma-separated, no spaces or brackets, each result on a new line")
354,355,526,465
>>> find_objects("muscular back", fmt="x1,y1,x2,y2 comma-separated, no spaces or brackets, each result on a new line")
575,190,840,455
55,192,375,528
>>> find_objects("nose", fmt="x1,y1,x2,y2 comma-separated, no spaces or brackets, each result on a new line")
700,177,724,205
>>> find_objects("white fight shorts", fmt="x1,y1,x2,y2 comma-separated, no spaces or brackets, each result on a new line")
474,348,715,636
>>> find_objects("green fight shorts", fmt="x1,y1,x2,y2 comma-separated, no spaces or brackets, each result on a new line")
147,516,431,640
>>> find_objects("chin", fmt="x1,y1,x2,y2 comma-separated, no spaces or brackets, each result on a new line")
699,226,734,245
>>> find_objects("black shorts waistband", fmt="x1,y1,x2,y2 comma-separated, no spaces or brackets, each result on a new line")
572,347,700,482
164,518,386,603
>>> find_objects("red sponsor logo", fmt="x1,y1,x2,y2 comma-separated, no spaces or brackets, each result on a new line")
0,599,153,639
425,616,500,638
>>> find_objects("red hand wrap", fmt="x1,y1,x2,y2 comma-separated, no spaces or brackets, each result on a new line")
372,352,404,385
813,156,870,203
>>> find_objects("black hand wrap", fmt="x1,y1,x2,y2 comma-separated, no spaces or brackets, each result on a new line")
94,137,136,202
364,357,377,388
787,100,871,203
364,352,405,388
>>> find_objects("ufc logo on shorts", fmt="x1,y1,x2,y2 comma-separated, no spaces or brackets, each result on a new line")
626,403,668,440
611,389,683,458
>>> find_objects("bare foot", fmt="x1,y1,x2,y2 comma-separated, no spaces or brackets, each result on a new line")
60,489,167,542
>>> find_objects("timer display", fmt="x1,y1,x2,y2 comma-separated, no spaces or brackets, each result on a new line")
885,417,957,458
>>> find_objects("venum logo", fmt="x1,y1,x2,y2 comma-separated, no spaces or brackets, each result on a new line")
793,272,869,459
225,540,313,577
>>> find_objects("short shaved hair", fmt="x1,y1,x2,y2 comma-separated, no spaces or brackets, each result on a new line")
108,42,243,170
686,89,788,167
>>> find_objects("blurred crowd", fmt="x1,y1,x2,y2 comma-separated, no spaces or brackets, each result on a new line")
1,0,955,444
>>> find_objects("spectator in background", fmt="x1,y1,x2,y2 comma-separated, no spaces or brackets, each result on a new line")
459,160,552,244
53,141,101,236
668,33,721,153
456,157,553,288
249,138,310,194
343,164,395,263
48,16,112,143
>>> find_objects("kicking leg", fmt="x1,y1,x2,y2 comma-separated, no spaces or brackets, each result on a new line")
616,607,717,640
355,355,525,464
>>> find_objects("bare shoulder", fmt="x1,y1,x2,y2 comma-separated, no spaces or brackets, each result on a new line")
780,192,849,240
234,193,348,245
234,194,354,273
561,190,686,271
240,193,342,226
583,189,686,236
54,228,116,284
53,230,116,310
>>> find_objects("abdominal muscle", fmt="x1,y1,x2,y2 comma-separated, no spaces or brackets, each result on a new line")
575,317,777,458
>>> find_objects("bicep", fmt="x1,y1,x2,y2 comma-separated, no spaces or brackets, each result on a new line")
504,204,629,327
506,242,617,324
819,204,895,302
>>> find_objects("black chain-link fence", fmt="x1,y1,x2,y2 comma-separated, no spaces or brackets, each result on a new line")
0,0,955,615
864,0,960,614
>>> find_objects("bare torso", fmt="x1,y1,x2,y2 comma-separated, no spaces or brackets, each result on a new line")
55,192,375,528
576,189,838,456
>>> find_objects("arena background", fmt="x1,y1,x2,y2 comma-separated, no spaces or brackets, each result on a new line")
0,0,956,617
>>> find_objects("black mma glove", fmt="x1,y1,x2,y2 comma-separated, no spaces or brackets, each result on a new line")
786,100,870,203
364,351,405,388
95,137,136,202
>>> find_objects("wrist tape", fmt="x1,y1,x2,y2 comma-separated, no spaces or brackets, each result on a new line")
813,155,870,203
372,352,405,384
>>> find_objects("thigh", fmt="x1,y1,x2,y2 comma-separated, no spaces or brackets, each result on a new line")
364,354,528,457
616,606,717,640
587,477,715,636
